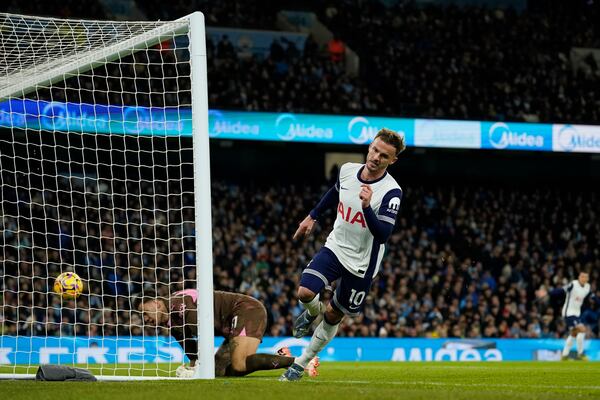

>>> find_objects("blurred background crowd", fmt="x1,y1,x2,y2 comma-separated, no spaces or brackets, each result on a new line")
2,177,599,339
5,0,600,123
1,0,599,340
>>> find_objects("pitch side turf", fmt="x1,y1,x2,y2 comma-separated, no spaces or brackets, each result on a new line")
1,362,599,400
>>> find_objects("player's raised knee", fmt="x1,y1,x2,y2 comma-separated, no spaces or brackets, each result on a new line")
297,286,316,303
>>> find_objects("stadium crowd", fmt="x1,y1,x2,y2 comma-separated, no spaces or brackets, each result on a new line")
2,0,600,340
5,0,107,19
211,181,600,339
314,0,600,123
206,34,387,115
135,0,278,30
202,0,600,123
124,0,600,123
2,176,599,339
7,0,600,124
34,27,385,116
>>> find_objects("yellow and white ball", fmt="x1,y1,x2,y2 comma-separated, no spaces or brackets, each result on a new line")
53,272,84,300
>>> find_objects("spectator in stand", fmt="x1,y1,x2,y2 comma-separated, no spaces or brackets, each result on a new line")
327,36,345,63
217,35,236,60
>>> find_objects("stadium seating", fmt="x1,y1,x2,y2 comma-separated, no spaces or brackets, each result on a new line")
12,0,600,124
2,179,598,338
2,0,599,339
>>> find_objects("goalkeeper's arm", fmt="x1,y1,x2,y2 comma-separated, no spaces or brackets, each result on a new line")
171,325,198,366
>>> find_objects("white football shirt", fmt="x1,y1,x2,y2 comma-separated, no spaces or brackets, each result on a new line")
562,280,590,317
324,162,402,279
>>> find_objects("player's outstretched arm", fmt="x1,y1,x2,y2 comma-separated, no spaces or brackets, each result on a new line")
536,285,568,300
310,185,340,221
293,215,316,240
294,185,339,240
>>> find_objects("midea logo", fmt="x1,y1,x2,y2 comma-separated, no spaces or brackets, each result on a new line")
347,116,378,144
274,113,333,141
488,122,544,149
557,125,600,152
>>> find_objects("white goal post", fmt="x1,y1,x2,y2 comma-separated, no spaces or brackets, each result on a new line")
0,12,214,379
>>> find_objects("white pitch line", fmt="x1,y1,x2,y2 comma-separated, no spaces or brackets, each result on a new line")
329,380,600,390
266,378,600,391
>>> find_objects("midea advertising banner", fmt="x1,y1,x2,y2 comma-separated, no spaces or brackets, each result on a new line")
3,99,600,153
1,336,598,364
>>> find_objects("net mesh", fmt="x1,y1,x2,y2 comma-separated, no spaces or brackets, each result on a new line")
0,12,196,377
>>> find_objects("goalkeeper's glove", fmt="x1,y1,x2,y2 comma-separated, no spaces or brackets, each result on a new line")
175,364,196,378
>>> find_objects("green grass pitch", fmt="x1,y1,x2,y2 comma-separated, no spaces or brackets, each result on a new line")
1,362,599,400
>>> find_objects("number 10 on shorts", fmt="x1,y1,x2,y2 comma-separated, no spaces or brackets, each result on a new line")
349,289,366,306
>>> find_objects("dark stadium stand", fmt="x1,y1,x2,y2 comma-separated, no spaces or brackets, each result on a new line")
8,0,600,124
2,169,598,338
1,0,599,341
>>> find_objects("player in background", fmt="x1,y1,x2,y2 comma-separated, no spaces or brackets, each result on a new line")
136,289,319,377
536,270,599,360
281,128,405,381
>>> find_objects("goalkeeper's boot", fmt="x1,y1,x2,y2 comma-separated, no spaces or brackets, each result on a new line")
305,356,320,377
577,353,589,361
293,309,318,338
561,355,569,361
279,363,304,382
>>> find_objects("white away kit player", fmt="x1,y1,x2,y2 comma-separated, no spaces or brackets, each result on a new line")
281,128,405,381
537,271,600,360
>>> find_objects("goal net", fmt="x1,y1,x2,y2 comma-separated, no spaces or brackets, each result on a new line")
0,12,214,379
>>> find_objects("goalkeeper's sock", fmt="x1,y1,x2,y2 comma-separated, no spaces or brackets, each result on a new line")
224,354,294,377
295,317,339,368
245,354,295,373
562,335,575,356
576,332,585,355
301,294,321,317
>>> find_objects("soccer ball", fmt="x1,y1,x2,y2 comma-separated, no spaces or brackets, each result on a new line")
53,272,84,299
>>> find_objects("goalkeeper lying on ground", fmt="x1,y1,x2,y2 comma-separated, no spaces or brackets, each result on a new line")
135,289,319,377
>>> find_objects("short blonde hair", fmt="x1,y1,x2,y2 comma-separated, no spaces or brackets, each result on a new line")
374,128,406,156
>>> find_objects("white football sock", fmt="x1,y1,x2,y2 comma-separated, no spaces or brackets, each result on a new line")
576,332,585,355
562,335,575,356
301,294,321,317
295,319,339,368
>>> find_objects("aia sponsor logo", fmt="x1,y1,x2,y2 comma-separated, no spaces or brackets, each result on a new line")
337,201,366,228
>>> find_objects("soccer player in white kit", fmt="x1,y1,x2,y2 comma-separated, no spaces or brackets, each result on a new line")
537,271,599,360
280,129,405,381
